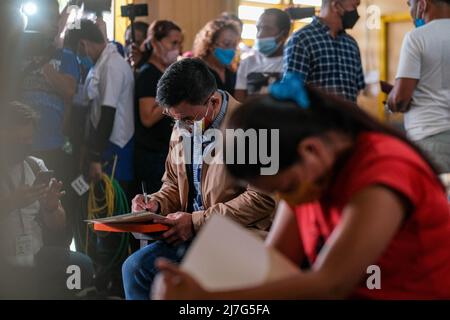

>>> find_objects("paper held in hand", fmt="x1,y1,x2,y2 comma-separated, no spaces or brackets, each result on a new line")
85,211,163,224
180,215,300,291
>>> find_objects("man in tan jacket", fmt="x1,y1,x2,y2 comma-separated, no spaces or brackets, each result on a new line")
122,58,275,300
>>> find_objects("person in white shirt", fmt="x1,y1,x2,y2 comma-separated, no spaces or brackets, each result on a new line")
68,19,135,185
388,0,450,172
0,101,94,298
234,8,291,102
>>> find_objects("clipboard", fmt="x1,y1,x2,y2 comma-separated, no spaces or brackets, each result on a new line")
86,211,163,224
87,211,169,234
93,222,169,233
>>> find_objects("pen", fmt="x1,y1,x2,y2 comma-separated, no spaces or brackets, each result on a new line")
141,181,148,211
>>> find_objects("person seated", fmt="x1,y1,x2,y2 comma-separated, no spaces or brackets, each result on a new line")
122,58,276,300
152,74,450,300
0,101,94,299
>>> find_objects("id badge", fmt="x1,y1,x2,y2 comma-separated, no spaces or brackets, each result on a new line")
16,234,33,256
71,175,90,196
16,234,34,267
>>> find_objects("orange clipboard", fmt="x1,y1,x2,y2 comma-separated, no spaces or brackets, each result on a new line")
93,223,169,233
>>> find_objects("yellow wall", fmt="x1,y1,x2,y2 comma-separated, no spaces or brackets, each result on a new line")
114,0,412,120
116,0,239,52
346,0,413,118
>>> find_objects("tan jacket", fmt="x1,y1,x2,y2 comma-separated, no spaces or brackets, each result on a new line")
149,93,276,237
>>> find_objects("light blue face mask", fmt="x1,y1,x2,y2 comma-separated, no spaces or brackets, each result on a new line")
415,18,426,27
80,56,94,70
254,36,281,57
214,47,236,66
414,2,426,28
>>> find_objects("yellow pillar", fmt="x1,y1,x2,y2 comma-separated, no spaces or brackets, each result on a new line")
114,0,134,44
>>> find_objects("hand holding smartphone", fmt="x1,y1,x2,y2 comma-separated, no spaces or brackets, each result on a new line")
33,170,55,187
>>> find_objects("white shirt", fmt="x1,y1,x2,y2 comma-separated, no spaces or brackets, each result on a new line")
85,43,135,148
0,158,47,266
235,50,283,95
396,19,450,141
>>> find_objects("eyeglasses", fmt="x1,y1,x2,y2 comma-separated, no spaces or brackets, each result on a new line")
162,93,215,123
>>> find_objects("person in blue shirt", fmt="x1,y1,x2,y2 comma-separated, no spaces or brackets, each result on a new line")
19,0,79,182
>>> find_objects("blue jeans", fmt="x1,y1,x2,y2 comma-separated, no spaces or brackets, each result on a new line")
122,240,191,300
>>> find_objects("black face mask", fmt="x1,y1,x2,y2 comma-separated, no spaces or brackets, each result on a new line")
341,9,360,29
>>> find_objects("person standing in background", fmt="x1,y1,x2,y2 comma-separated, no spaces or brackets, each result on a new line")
284,0,365,102
135,20,183,195
235,8,291,102
68,20,135,192
19,0,79,182
124,21,149,67
193,19,241,96
388,0,450,173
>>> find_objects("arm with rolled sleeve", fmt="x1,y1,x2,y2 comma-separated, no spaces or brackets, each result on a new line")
148,138,183,215
283,34,311,81
388,32,421,113
87,63,124,159
356,46,366,92
191,186,276,233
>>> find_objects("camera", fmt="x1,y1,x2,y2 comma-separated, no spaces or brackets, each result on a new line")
285,7,316,20
120,4,149,43
121,4,148,18
82,0,112,15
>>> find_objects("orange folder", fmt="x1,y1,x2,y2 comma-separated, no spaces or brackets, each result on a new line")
93,223,169,233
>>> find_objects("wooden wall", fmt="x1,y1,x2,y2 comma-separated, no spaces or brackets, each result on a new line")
114,0,412,119
124,0,239,52
347,0,413,118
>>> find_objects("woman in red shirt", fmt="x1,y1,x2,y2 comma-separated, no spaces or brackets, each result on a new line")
152,77,450,299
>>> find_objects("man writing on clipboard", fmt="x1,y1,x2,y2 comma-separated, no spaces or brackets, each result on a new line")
122,59,276,300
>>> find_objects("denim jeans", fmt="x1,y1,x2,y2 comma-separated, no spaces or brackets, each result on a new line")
122,240,191,300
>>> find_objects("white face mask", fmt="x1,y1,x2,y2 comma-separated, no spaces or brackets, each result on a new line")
164,49,180,65
158,41,179,65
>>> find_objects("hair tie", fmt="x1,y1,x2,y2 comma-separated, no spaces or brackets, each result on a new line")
269,72,310,109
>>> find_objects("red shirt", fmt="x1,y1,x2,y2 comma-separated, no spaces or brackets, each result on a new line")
295,132,450,299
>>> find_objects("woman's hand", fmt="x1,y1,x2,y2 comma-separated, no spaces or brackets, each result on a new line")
152,259,209,300
3,184,48,213
40,179,66,230
40,179,65,212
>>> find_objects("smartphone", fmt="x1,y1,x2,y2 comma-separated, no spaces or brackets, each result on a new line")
285,7,316,20
121,4,148,18
33,171,54,187
380,81,394,94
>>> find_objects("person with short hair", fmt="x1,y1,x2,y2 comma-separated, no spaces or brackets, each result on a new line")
152,76,450,300
67,19,135,189
388,0,450,173
124,21,149,66
235,8,292,101
18,0,79,182
122,58,275,300
284,0,365,102
0,101,94,299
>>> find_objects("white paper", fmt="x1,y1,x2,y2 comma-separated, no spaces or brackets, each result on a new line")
181,215,300,291
86,211,163,224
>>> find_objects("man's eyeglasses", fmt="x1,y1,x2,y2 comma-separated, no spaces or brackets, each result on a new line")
162,93,215,123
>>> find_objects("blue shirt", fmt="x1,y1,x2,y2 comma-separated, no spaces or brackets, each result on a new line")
284,17,365,102
192,91,228,212
21,48,80,151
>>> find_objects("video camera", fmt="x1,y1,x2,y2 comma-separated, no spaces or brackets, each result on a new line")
285,6,316,20
120,4,149,43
